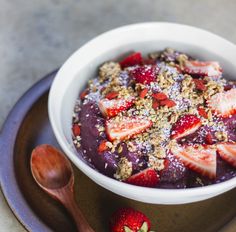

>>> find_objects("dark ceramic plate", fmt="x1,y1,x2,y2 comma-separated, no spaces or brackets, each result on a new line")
0,71,236,232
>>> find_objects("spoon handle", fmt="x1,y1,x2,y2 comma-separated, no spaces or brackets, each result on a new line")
58,188,95,232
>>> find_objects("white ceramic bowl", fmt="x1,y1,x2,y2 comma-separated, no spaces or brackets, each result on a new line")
48,22,236,204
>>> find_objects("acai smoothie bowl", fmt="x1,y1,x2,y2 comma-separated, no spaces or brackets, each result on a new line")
48,23,236,204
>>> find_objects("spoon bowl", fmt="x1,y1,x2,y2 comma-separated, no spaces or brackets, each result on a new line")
31,144,73,190
30,144,94,232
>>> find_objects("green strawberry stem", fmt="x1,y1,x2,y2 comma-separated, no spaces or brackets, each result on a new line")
139,222,149,232
124,222,155,232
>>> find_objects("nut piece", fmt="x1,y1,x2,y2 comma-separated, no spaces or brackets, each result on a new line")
215,131,228,142
176,54,188,69
99,62,121,82
152,147,166,159
114,157,132,181
149,156,165,171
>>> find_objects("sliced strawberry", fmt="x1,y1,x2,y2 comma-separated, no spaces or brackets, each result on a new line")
193,79,206,91
129,65,157,85
98,140,109,153
197,106,208,119
182,60,222,77
126,168,159,187
105,91,119,100
139,88,149,98
171,145,217,179
159,99,176,108
106,116,152,141
216,142,236,168
207,88,236,118
119,52,142,68
152,92,168,100
72,124,80,137
171,114,202,140
98,97,134,118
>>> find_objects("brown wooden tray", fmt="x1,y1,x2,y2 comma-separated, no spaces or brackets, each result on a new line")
0,71,236,232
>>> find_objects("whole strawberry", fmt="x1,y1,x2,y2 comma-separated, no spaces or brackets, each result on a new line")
110,207,152,232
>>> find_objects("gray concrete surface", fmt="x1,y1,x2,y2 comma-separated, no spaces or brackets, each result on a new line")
0,0,236,231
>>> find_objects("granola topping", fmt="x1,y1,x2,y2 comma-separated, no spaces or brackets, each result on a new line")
114,157,132,180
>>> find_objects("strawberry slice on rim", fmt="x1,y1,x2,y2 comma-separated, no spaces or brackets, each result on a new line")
216,142,236,168
119,52,142,68
106,116,152,141
171,114,202,140
126,168,159,187
182,60,222,77
98,97,134,118
207,88,236,118
171,145,217,179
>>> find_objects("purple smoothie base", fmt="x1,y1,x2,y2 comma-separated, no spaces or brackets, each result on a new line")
76,101,236,189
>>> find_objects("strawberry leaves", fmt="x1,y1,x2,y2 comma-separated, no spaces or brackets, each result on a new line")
124,222,153,232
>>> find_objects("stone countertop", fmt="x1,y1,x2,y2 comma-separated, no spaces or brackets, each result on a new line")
0,0,236,231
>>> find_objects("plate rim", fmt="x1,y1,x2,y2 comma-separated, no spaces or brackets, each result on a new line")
0,70,58,232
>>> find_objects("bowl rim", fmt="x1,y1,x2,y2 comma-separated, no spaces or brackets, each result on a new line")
48,22,236,203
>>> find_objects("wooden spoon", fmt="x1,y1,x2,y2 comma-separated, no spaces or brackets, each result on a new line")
30,144,95,232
